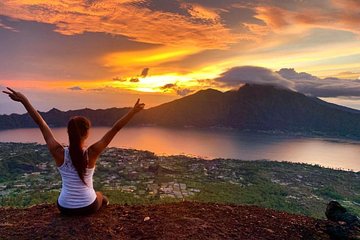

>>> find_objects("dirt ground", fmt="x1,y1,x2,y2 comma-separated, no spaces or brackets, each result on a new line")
0,201,333,239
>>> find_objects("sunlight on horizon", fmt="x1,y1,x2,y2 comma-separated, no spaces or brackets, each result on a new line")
1,0,360,112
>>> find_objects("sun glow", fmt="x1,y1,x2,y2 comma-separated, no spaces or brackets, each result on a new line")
106,65,227,94
2,0,360,113
109,74,192,92
102,46,200,74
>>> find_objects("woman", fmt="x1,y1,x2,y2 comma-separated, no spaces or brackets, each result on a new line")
2,87,145,215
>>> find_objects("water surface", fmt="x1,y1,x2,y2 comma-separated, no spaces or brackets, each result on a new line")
0,127,359,171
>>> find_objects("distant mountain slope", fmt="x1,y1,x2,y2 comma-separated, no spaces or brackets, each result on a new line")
136,84,360,137
0,107,131,129
135,88,227,127
1,84,360,138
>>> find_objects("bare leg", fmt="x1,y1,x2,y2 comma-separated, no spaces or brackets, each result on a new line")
96,191,109,207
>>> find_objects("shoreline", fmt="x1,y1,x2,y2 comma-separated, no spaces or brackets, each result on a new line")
0,140,359,172
2,125,360,142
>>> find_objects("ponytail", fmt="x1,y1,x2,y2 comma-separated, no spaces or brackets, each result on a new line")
67,116,90,185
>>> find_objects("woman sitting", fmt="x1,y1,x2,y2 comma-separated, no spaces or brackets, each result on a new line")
3,87,145,215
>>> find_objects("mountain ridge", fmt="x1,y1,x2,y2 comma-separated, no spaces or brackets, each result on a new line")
134,84,360,138
1,84,360,138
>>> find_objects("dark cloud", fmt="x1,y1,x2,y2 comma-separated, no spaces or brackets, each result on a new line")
112,76,126,82
277,68,360,97
140,68,149,78
220,6,262,30
160,83,193,96
145,0,189,15
68,86,83,91
161,83,177,89
176,88,193,96
129,77,140,83
215,66,360,98
180,0,248,9
277,68,318,81
112,68,149,83
215,66,294,89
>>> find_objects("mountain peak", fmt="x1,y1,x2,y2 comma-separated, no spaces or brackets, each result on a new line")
239,83,292,92
48,107,61,113
196,88,223,95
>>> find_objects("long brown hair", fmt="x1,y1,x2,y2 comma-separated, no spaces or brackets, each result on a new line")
67,116,90,185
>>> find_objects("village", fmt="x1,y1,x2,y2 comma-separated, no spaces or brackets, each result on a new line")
0,143,202,201
0,142,359,218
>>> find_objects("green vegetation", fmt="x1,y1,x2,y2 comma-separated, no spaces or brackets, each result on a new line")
0,142,359,219
315,186,344,201
0,191,59,207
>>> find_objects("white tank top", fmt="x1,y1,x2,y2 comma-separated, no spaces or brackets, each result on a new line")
57,147,97,208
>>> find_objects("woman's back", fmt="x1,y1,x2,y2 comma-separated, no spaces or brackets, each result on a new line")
3,88,144,214
57,147,96,208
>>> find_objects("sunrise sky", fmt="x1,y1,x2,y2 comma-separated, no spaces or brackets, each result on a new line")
1,0,360,114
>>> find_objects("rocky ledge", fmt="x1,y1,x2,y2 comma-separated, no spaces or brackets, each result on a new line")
2,201,355,239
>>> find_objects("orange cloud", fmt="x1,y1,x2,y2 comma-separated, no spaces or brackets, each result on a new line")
102,45,201,75
0,0,236,49
252,4,360,36
1,0,359,91
243,23,270,37
181,3,220,22
255,7,289,29
332,0,360,9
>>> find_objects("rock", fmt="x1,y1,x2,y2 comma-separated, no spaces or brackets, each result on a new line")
325,201,360,239
326,201,359,225
144,216,150,222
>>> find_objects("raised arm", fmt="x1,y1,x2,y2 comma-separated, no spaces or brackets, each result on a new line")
88,99,145,164
2,87,64,165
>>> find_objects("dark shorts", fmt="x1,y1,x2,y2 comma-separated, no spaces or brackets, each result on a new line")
57,198,102,216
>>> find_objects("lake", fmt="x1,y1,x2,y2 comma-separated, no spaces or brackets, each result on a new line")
0,127,359,171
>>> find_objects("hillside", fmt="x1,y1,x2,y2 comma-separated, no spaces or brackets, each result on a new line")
0,202,334,240
2,84,360,138
0,107,131,129
136,84,360,137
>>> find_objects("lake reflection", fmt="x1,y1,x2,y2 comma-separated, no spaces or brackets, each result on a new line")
0,127,359,171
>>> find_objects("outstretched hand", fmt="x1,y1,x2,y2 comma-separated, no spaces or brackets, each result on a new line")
132,98,145,114
2,87,28,103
